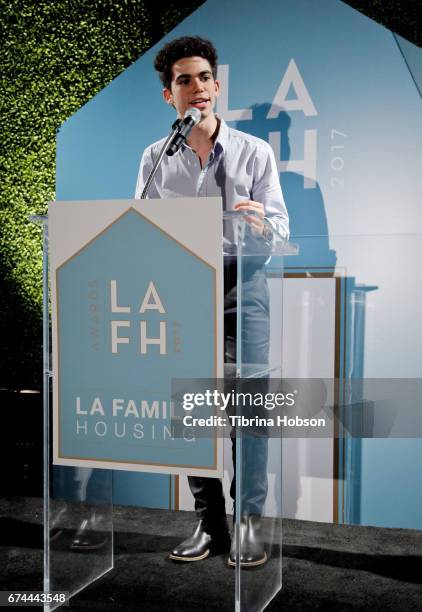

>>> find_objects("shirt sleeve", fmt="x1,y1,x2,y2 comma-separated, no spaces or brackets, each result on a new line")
252,142,290,240
134,146,154,199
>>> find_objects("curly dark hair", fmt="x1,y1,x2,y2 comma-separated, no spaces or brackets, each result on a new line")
154,36,218,90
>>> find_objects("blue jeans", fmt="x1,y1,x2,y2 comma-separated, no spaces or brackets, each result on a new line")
188,261,269,523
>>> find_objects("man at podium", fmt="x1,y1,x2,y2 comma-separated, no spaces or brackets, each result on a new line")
135,36,289,566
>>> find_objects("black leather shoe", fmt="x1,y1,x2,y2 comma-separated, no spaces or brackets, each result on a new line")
70,517,107,551
169,519,230,562
228,515,267,567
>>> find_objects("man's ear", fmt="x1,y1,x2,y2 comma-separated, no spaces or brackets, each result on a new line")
214,79,220,99
163,88,173,105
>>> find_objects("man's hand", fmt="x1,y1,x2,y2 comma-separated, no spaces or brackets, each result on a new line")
233,200,265,236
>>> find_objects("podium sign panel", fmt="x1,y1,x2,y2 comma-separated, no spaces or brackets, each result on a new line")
49,198,223,476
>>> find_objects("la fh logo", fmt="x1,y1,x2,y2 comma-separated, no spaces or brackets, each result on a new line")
110,280,167,355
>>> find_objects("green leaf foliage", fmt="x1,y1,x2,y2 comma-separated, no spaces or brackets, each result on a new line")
0,0,204,390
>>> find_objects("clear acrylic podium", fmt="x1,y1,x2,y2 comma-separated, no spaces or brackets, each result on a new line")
33,209,297,612
222,212,297,611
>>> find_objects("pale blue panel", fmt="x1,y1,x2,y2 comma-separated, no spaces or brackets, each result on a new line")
113,472,170,509
360,439,422,530
58,210,216,468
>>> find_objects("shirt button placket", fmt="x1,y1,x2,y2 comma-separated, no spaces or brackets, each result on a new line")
197,166,207,197
197,154,213,197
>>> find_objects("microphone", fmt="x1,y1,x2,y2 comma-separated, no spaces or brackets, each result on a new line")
166,108,201,156
140,109,201,198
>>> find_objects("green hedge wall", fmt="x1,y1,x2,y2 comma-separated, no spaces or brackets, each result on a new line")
0,0,418,390
0,0,203,390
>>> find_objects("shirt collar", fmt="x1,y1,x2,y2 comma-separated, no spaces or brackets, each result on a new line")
180,115,228,156
214,116,229,153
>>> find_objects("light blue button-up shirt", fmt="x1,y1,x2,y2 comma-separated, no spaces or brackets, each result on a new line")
135,117,289,240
